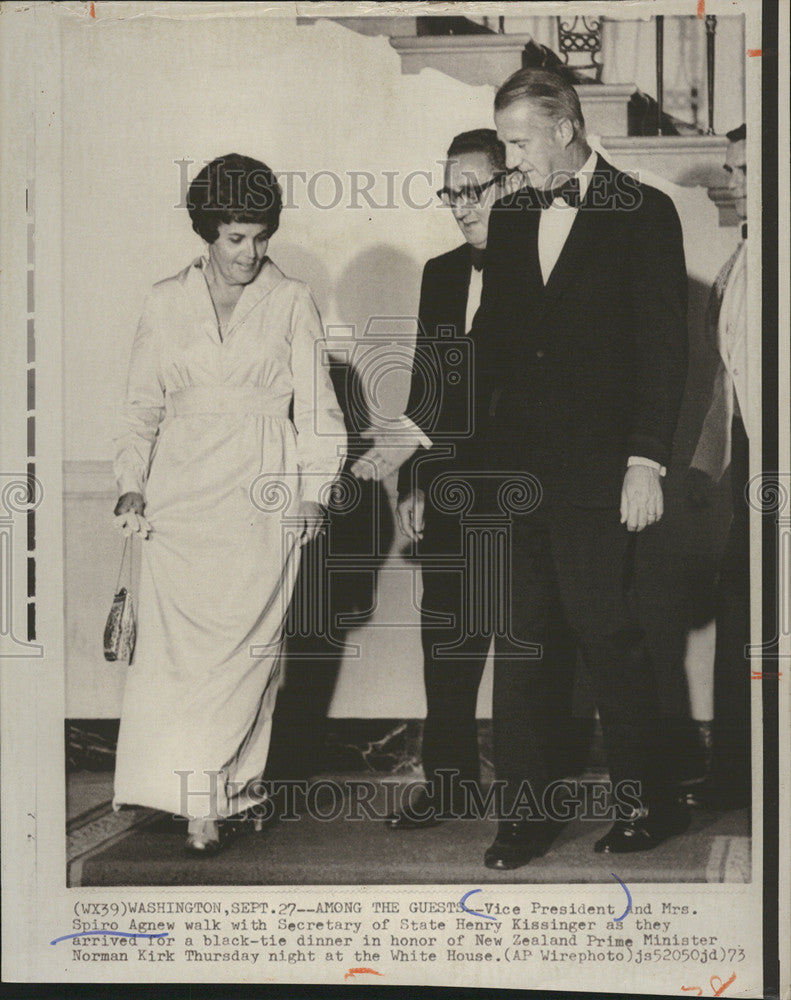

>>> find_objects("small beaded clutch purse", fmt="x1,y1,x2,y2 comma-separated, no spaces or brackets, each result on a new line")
103,537,136,663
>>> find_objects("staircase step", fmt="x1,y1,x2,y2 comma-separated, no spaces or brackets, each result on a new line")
390,32,536,88
578,84,636,137
389,35,635,135
330,16,417,38
599,135,735,224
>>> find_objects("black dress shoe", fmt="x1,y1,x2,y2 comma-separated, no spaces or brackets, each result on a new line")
385,790,440,830
594,802,691,854
484,822,550,871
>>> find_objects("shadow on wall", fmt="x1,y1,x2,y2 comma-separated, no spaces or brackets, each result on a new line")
266,351,396,782
333,242,422,346
269,241,333,315
265,242,424,777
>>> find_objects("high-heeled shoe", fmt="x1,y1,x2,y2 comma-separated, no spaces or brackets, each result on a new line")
229,799,278,833
185,818,229,856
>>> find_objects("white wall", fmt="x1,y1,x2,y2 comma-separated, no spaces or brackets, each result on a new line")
62,15,497,463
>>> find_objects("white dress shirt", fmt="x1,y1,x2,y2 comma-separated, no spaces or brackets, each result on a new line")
720,241,749,430
538,150,597,284
691,239,749,480
465,263,484,338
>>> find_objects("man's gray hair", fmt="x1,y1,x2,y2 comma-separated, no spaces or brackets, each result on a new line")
494,68,586,138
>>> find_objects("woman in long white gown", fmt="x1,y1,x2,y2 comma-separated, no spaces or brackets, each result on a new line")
112,153,346,853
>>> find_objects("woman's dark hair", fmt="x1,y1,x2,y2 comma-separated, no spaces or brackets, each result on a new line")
187,153,282,243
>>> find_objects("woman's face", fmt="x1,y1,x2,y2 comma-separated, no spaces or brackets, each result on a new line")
208,221,269,286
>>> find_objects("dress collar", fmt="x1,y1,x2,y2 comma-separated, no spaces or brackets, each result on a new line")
187,255,284,342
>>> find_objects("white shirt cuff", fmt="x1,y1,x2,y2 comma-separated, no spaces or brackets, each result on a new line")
116,471,144,497
628,455,667,477
398,415,432,450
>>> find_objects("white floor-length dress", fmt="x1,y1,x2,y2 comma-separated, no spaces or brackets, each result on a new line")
112,257,346,818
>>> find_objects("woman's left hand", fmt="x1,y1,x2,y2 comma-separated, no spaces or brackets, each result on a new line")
298,500,327,546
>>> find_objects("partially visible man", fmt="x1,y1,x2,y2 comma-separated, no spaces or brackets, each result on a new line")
688,124,751,809
476,69,690,869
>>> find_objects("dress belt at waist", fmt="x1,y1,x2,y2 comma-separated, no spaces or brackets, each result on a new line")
168,385,290,419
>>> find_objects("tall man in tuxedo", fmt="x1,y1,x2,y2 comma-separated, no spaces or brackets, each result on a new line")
477,69,690,869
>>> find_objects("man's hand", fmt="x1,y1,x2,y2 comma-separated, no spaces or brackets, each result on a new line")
350,428,421,482
396,489,426,542
298,500,327,546
620,464,664,532
113,491,152,538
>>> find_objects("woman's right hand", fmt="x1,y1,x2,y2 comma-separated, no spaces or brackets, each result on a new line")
114,492,152,538
115,492,145,516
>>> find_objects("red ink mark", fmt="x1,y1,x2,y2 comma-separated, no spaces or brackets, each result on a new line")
747,49,762,57
752,671,782,680
711,973,737,997
697,0,705,18
682,972,736,997
345,967,384,980
90,2,95,16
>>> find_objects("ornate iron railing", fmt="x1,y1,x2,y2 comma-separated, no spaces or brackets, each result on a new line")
414,14,719,137
556,15,604,82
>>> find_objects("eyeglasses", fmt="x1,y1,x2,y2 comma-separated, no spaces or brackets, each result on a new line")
437,174,505,208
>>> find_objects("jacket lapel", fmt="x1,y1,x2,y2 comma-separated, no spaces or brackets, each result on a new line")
509,193,544,298
184,258,224,346
444,243,473,333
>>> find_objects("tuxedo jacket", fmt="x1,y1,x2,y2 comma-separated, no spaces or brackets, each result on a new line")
476,153,689,508
397,243,496,499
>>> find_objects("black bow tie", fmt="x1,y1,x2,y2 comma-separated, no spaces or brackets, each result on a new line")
515,178,582,210
470,248,485,271
547,176,581,207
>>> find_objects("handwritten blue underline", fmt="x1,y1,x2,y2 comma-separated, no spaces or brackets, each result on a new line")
51,930,170,945
611,873,632,922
